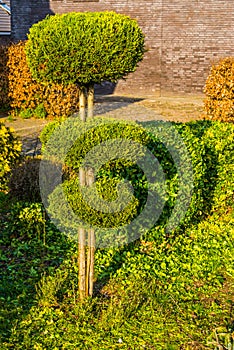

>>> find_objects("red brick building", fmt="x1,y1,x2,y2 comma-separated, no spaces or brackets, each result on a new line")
1,0,234,95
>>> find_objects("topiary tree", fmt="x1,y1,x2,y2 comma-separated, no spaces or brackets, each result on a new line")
26,11,145,300
25,11,145,121
204,57,234,123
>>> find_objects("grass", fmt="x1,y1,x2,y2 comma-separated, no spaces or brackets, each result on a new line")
0,114,234,349
0,195,233,349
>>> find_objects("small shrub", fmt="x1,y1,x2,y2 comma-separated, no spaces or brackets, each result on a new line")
204,57,234,122
18,108,33,119
7,41,79,119
0,122,22,190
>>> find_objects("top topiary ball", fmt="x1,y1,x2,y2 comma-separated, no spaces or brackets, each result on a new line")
25,11,145,86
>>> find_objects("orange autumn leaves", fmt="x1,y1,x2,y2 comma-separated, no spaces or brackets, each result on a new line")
2,41,79,118
204,57,234,123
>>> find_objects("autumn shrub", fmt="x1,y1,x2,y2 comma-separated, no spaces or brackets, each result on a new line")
0,122,22,190
204,57,234,122
0,45,10,110
7,41,79,119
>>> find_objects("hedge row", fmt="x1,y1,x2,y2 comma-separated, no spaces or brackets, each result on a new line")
0,42,79,118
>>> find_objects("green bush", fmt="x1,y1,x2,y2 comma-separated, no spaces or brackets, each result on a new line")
204,57,234,122
0,122,22,190
40,119,234,245
26,11,145,86
40,118,202,247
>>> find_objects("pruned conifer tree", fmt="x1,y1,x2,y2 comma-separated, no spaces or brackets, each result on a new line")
26,11,145,299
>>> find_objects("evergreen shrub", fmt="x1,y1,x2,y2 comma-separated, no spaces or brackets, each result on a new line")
40,119,234,241
25,11,145,86
204,57,234,122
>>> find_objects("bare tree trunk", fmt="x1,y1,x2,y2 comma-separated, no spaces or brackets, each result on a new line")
79,86,87,122
86,168,95,296
87,84,94,118
89,228,95,296
78,227,86,300
78,86,96,300
78,167,86,300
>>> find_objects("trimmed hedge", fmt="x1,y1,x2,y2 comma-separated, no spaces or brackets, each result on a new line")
204,57,234,123
39,118,234,246
0,42,80,118
25,11,145,86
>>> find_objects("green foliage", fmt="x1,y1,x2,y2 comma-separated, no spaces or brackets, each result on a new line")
18,104,47,119
1,119,234,349
3,208,234,348
41,118,234,244
0,196,75,343
204,57,234,122
18,108,33,119
0,122,22,190
25,11,145,86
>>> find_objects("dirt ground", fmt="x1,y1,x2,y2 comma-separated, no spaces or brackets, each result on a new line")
139,94,205,123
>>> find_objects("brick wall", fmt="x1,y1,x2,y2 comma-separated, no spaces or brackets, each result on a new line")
6,0,234,95
10,0,54,41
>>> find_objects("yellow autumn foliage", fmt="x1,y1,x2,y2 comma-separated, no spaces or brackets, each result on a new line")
204,57,234,123
7,41,79,119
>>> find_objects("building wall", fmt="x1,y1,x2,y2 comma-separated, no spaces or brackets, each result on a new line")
0,0,11,35
7,0,234,95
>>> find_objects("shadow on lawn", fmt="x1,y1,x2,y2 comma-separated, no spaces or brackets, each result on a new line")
0,120,221,343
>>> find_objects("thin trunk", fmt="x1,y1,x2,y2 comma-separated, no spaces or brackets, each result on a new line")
86,229,91,297
87,84,94,118
79,87,87,122
78,167,86,300
78,85,96,300
78,227,86,301
86,168,95,297
89,228,95,296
